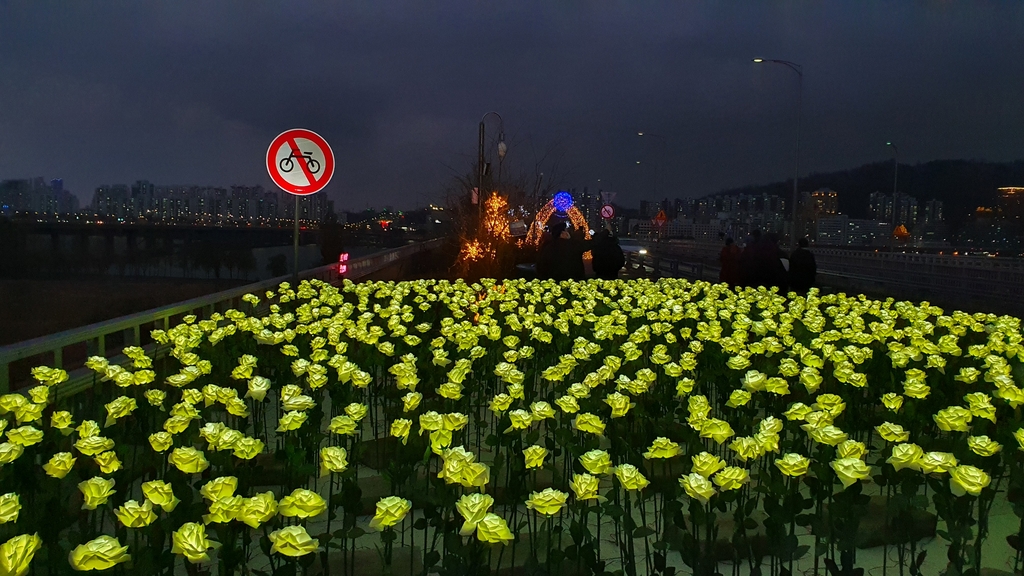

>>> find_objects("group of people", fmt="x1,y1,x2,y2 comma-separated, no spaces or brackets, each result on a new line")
535,221,626,281
719,230,817,292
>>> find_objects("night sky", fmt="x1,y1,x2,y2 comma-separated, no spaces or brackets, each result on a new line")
1,2,1022,210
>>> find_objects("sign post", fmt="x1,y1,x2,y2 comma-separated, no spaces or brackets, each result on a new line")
266,129,335,281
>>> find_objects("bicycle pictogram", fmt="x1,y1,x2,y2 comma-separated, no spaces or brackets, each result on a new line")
279,151,321,175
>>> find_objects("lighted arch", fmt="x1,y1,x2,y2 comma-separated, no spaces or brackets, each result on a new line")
526,199,592,246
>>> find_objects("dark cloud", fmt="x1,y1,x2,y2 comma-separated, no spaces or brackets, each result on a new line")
1,1,1022,209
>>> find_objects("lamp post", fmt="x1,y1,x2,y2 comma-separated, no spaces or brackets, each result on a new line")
637,132,667,198
886,141,898,249
477,112,505,234
753,58,803,249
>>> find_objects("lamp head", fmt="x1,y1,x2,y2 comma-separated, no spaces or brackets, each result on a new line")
497,133,507,159
752,58,764,63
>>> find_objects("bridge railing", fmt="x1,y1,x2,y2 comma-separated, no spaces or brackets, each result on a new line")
0,238,445,394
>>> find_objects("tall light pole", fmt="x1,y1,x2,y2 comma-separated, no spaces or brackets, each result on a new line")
637,132,667,198
753,58,803,249
886,141,899,249
478,112,505,234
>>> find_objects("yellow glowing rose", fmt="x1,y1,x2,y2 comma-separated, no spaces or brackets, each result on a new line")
456,493,494,536
837,440,867,460
876,422,910,443
232,437,264,460
680,472,716,504
573,413,606,436
94,451,122,474
278,489,326,519
328,415,358,436
320,446,348,476
604,393,634,418
691,452,726,478
476,513,514,544
580,450,613,476
644,437,682,459
429,429,453,454
144,389,165,407
69,535,129,571
245,377,271,402
103,396,137,427
524,445,548,469
918,451,958,475
418,411,443,434
700,419,735,444
726,389,752,408
443,413,469,431
505,410,533,433
142,480,178,512
0,533,42,576
203,495,243,524
530,401,556,420
903,381,930,400
933,406,972,432
43,452,76,479
5,427,42,447
0,493,20,524
775,453,810,477
831,458,870,488
813,394,846,417
810,425,848,446
168,447,209,474
50,411,74,435
276,411,307,432
149,432,174,453
369,496,412,530
238,492,277,529
676,378,695,397
569,473,600,501
200,477,238,502
526,488,569,515
885,443,923,472
614,464,650,491
963,392,996,422
784,402,813,421
949,465,991,497
489,394,513,414
74,436,114,457
759,416,784,435
171,522,214,564
712,466,749,491
967,435,1002,457
555,395,580,414
78,477,116,510
401,392,422,412
114,500,156,528
269,525,319,557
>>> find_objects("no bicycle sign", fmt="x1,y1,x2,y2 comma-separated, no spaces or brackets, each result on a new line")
266,129,335,195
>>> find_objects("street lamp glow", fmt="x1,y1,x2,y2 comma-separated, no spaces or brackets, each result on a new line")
637,132,644,136
752,58,764,63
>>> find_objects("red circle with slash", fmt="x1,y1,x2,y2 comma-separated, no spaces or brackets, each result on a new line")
266,129,335,195
600,204,615,219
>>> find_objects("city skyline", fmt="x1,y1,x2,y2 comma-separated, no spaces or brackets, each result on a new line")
1,3,1023,210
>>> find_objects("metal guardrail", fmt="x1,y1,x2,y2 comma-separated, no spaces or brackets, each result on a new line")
0,238,445,393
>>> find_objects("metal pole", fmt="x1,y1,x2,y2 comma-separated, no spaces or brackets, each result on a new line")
792,71,803,251
478,121,485,235
293,194,300,282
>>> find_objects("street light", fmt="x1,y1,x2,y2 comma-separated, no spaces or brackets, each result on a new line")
477,112,505,232
886,141,899,247
637,131,667,198
753,57,803,249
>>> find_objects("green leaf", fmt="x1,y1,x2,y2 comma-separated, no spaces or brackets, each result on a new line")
632,526,656,538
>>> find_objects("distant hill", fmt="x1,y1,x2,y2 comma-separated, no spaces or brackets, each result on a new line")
708,159,1024,228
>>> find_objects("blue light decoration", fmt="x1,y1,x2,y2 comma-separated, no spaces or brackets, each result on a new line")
552,191,574,213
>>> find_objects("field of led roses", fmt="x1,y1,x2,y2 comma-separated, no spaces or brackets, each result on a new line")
3,277,1024,576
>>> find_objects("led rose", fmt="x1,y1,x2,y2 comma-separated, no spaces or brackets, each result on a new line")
0,494,20,524
245,377,271,402
142,480,179,512
276,411,307,432
810,425,848,446
887,443,925,472
320,446,348,476
505,410,533,433
614,464,649,491
232,437,264,460
418,411,443,434
429,430,453,454
837,440,868,460
530,401,556,420
43,452,76,479
523,445,548,469
489,394,513,414
691,452,726,478
278,489,326,519
680,473,716,504
238,492,277,529
813,394,846,416
555,395,579,414
268,525,319,557
726,389,752,408
729,437,762,462
569,473,601,501
114,500,156,528
369,496,412,530
171,522,214,564
903,381,930,400
78,477,116,510
443,413,469,432
401,392,423,413
713,467,749,491
881,393,904,412
676,378,695,397
74,436,114,457
967,435,1002,457
476,513,514,544
103,396,137,427
831,458,870,488
328,415,358,436
168,447,209,474
5,426,41,447
50,411,74,434
200,477,238,502
94,451,122,474
458,462,490,488
604,393,634,418
580,450,613,476
644,437,682,459
68,535,130,571
203,496,243,524
456,493,494,536
784,402,813,421
918,452,958,475
759,416,784,435
933,406,972,432
573,413,606,436
148,432,173,453
775,453,810,477
876,422,910,443
700,419,735,444
1015,428,1024,452
0,533,42,576
799,368,822,393
526,488,569,515
949,465,991,497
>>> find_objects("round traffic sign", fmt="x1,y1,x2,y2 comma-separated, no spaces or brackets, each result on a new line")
600,204,615,219
266,129,335,195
